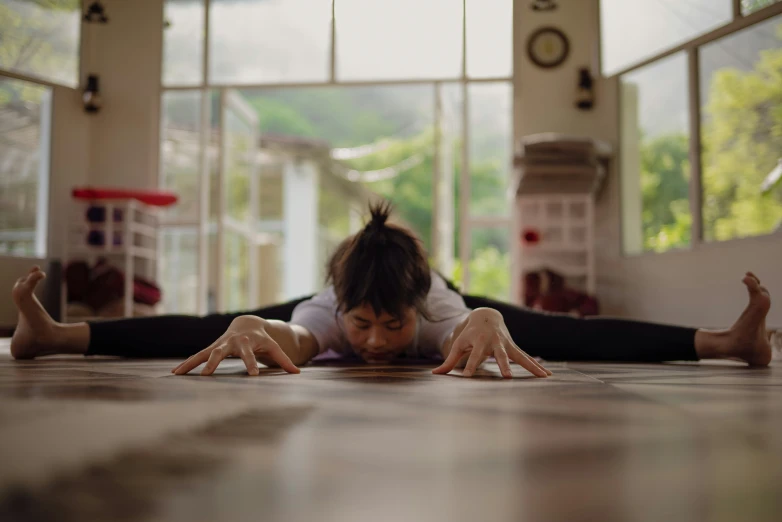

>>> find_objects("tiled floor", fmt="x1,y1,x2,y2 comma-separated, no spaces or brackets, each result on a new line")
1,339,781,522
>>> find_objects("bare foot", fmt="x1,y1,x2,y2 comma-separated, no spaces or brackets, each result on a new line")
10,267,62,359
720,272,772,366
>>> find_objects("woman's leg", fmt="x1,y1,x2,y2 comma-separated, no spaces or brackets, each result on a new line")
87,296,312,358
461,272,772,365
11,265,313,359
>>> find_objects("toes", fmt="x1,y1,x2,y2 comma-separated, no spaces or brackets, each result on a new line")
743,275,761,292
27,271,45,287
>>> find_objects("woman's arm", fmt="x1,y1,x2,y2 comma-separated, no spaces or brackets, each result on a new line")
172,315,320,376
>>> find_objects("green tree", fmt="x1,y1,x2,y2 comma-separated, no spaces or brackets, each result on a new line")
701,27,782,241
639,133,691,251
0,0,80,87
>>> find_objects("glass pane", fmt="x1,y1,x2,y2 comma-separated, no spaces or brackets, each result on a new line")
317,174,364,287
160,90,203,222
162,0,204,86
743,0,781,15
601,0,732,76
224,229,250,311
469,82,512,217
241,84,434,253
464,228,510,301
335,0,463,80
700,16,782,241
466,0,512,78
209,0,331,84
0,77,51,257
0,0,80,86
224,107,255,222
160,228,199,314
620,53,691,254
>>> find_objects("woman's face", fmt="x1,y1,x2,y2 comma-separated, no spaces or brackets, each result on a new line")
342,303,417,363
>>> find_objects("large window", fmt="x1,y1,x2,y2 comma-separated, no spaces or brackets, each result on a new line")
159,0,514,313
700,17,782,241
613,3,782,255
0,77,51,257
0,0,81,87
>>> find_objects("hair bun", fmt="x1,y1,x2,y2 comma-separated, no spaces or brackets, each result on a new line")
367,200,392,231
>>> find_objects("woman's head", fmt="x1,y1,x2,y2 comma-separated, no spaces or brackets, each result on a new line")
327,201,430,362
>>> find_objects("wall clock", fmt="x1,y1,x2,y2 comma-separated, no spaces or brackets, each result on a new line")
527,27,569,69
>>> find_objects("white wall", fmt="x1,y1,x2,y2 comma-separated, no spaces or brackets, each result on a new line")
83,0,163,189
513,0,781,328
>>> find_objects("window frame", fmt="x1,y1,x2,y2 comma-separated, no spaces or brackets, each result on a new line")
609,0,782,257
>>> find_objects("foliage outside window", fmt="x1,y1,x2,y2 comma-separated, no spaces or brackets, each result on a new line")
700,17,782,241
0,77,51,258
0,0,81,87
620,53,692,254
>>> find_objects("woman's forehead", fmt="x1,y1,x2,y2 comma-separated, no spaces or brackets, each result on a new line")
347,303,414,321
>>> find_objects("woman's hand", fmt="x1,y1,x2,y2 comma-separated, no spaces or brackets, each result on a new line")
171,315,300,376
433,308,551,379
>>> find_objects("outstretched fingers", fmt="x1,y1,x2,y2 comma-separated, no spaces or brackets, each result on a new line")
172,335,225,375
506,343,551,378
200,345,229,376
262,337,300,374
236,336,260,376
493,345,513,379
433,337,469,375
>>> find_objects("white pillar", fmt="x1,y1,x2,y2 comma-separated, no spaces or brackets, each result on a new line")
620,82,643,255
283,159,319,299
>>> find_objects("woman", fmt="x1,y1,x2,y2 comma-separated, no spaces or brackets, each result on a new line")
10,202,773,378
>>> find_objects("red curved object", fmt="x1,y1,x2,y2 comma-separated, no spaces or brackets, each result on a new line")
72,187,178,207
522,228,541,245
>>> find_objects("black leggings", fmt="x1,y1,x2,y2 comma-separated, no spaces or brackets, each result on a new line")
87,295,698,362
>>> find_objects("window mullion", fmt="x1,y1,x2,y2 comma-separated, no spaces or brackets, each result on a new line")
687,47,703,246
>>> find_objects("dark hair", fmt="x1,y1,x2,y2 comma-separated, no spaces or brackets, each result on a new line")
327,200,432,320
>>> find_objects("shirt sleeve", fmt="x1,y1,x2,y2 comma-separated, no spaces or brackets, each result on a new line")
289,288,346,355
416,274,471,359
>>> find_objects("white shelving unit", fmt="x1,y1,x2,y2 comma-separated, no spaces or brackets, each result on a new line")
516,194,595,294
512,134,612,305
61,198,160,323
